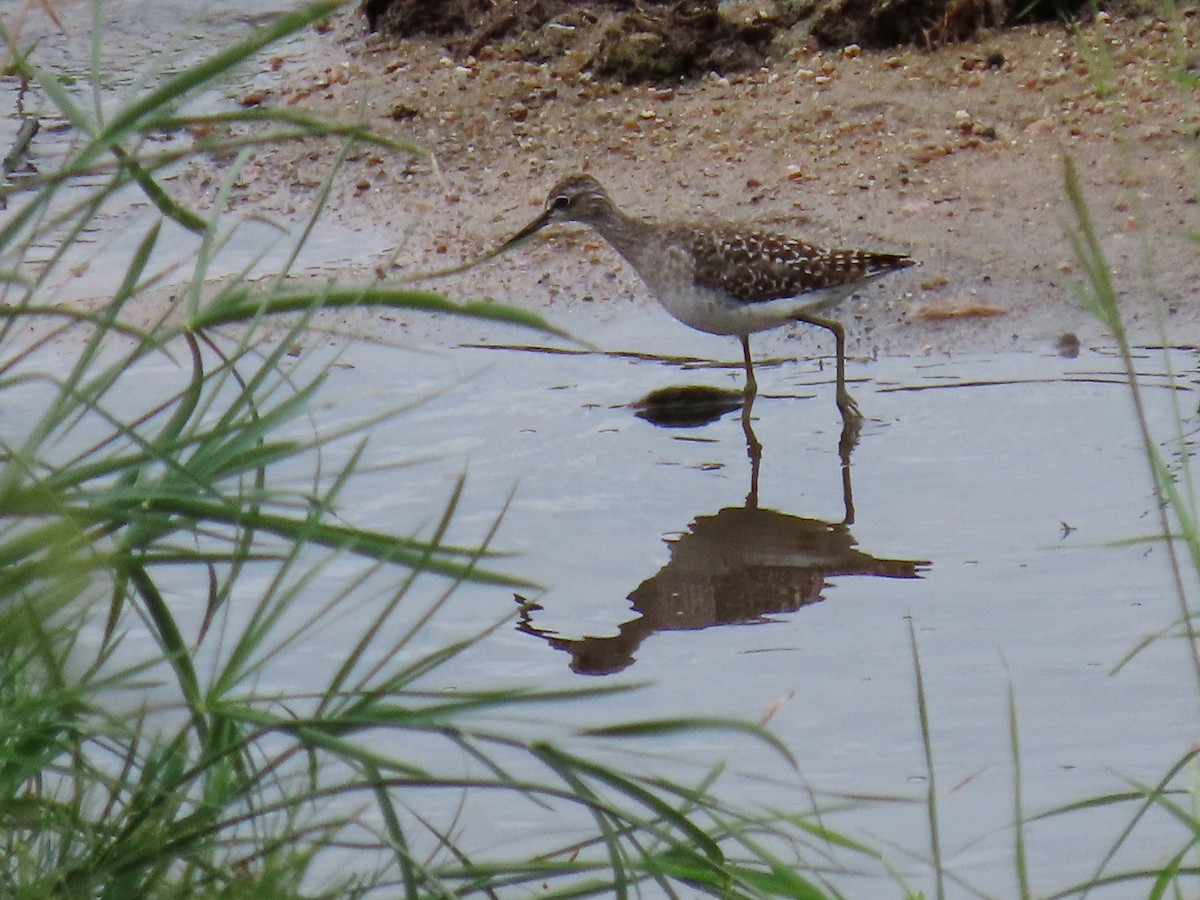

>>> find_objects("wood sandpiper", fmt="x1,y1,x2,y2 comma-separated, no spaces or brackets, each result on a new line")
500,173,915,418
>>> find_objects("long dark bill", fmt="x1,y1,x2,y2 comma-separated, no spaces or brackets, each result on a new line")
396,204,558,281
497,208,554,253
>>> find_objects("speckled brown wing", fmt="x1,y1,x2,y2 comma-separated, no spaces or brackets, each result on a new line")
688,228,913,303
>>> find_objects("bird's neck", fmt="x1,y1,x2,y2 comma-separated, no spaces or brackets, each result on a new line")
588,210,658,271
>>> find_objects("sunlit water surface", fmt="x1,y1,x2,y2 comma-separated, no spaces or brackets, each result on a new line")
310,335,1197,897
3,0,1197,895
41,324,1187,898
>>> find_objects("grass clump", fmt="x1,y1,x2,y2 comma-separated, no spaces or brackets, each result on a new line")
1044,150,1200,899
987,13,1200,897
0,3,878,897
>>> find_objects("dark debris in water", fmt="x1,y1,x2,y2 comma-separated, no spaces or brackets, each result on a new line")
1056,331,1081,358
631,384,744,428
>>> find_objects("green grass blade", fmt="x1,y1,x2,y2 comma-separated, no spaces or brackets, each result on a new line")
1009,679,1030,900
585,717,797,771
908,619,943,900
187,286,574,341
92,2,342,152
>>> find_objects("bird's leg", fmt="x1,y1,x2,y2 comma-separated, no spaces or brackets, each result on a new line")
797,314,861,421
740,335,757,401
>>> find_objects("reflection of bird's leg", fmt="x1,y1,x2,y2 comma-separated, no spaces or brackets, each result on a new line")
797,314,861,421
740,335,762,509
838,412,861,525
741,390,761,509
840,455,855,526
740,335,757,400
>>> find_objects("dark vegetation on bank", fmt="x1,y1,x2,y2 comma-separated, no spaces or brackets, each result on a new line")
359,0,1139,81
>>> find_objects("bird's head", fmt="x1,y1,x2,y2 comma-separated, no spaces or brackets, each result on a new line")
499,173,616,250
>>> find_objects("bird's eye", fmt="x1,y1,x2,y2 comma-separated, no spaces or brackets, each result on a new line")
551,194,571,212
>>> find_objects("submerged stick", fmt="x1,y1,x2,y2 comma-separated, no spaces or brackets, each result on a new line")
3,116,38,177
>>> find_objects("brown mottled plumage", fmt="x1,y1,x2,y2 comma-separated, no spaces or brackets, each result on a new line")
500,173,914,417
690,229,912,303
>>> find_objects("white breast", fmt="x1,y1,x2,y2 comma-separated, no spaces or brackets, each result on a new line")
637,245,859,337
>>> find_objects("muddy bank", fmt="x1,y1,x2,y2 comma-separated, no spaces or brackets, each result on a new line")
177,5,1194,358
16,2,1196,358
361,0,1098,78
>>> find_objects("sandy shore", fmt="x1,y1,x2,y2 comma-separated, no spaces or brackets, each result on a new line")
142,8,1200,355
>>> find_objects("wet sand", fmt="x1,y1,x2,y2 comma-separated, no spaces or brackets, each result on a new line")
176,7,1200,359
9,3,1198,357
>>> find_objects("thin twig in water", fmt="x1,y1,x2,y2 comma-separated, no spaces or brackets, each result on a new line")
2,117,38,178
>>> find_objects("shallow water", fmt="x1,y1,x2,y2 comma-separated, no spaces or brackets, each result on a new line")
265,325,1195,896
1,0,393,301
10,311,1193,894
11,297,1196,894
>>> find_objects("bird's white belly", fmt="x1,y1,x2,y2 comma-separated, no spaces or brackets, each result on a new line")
653,283,855,338
625,241,860,338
